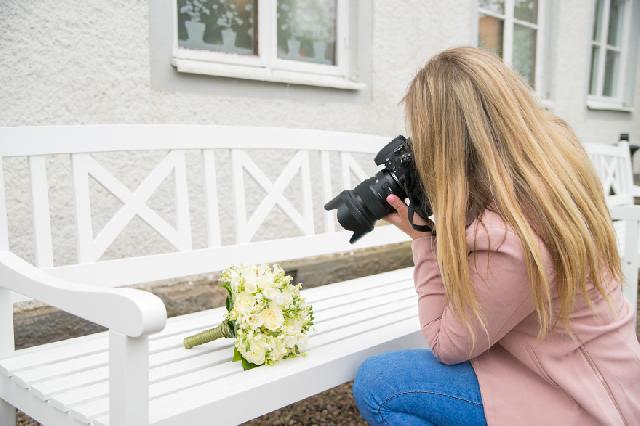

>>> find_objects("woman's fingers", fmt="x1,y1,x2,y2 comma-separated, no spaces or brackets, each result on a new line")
386,194,408,216
384,194,432,239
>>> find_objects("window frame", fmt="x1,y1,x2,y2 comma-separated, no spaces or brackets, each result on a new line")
476,0,548,101
171,0,364,90
587,0,634,110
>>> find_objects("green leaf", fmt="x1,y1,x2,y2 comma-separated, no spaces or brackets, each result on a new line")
241,357,259,371
225,295,232,312
233,346,242,362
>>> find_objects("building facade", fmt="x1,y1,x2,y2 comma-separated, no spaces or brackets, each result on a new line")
0,0,639,266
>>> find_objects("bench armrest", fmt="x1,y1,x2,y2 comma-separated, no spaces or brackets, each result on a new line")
0,251,166,337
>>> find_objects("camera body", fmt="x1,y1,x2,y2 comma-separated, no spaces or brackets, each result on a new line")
325,135,433,243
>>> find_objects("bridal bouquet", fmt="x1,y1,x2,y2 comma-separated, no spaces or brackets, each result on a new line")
184,264,314,370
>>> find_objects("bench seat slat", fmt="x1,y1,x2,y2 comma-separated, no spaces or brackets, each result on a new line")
28,282,416,409
43,289,417,416
23,279,414,402
70,296,419,424
0,269,422,425
0,268,412,375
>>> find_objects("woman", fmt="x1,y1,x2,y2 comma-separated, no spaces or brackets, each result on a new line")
352,47,640,425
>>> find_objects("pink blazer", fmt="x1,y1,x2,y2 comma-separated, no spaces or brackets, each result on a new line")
411,209,640,425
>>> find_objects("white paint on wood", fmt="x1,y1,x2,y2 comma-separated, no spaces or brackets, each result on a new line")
0,269,418,426
340,152,368,190
72,153,95,265
44,226,409,288
0,251,166,337
232,150,314,243
0,286,15,425
28,156,54,268
109,332,149,426
0,159,10,251
609,205,640,314
73,151,193,263
320,151,335,233
584,142,640,307
0,125,388,157
202,150,221,247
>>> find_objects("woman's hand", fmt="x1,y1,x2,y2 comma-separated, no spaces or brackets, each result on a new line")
383,194,434,240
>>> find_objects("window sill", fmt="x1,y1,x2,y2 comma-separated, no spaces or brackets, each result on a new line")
171,58,366,91
586,99,634,112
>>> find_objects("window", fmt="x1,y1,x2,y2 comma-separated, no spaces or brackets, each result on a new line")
173,0,362,90
588,0,634,110
477,0,547,99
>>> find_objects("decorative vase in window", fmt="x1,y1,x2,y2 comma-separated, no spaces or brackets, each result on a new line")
215,1,244,52
295,0,335,64
180,0,211,44
278,3,302,60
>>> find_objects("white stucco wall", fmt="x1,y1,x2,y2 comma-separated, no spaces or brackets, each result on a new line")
0,0,638,267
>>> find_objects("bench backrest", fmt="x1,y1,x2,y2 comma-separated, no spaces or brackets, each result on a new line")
583,141,634,207
0,125,408,296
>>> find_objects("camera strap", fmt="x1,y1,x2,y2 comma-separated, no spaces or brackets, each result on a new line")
408,203,436,235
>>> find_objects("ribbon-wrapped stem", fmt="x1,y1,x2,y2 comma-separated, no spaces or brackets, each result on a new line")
184,320,235,349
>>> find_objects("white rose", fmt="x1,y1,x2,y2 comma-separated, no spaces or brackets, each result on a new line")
261,307,285,331
297,334,309,350
270,337,287,360
244,273,258,293
242,344,266,365
284,334,298,349
245,313,264,330
283,319,303,336
262,286,279,301
277,291,294,307
228,269,242,292
233,292,256,316
257,273,276,290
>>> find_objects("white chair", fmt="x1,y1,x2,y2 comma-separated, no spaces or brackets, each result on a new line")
584,141,640,312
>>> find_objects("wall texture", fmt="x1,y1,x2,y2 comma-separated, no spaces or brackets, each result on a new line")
0,0,638,267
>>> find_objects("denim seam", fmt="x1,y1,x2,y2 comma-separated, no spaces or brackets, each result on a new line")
375,389,483,426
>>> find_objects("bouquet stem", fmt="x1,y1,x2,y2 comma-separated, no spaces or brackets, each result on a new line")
184,320,234,349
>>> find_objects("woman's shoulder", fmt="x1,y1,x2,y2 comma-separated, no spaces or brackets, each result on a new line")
464,209,539,258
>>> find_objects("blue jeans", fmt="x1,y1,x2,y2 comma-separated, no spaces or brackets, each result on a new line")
352,349,487,426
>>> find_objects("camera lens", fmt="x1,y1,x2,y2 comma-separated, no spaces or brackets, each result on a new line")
324,171,404,243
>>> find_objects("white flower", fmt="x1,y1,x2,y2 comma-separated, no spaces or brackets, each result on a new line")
257,273,276,290
260,307,284,331
262,286,279,301
244,273,258,293
284,334,298,348
233,292,256,315
245,313,264,330
283,318,303,336
228,269,242,292
270,336,288,360
242,343,266,365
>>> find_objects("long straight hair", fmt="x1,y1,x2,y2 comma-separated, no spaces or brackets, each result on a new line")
403,47,622,340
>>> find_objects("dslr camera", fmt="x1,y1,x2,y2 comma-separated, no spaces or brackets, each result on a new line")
324,135,433,243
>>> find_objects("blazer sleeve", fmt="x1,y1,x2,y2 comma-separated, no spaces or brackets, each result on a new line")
411,225,539,365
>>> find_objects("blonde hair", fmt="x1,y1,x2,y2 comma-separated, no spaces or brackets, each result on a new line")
403,47,622,340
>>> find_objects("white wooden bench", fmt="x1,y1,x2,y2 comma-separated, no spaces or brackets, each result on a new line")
584,141,640,311
0,125,421,426
0,125,638,426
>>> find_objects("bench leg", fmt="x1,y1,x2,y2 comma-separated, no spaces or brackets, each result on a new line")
0,399,16,426
0,288,16,425
110,332,149,426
